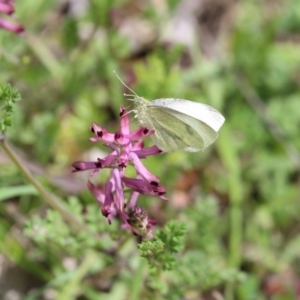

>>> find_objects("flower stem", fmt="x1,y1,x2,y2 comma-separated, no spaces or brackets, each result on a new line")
0,136,91,234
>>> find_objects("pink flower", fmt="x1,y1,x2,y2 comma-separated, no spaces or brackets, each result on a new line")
72,106,167,239
0,0,24,34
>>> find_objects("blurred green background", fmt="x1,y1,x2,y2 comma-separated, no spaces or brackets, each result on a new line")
1,0,300,299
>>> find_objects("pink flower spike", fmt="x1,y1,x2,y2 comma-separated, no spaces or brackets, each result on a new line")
72,105,169,238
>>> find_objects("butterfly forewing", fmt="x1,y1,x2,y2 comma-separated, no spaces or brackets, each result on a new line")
154,107,218,149
133,96,225,152
150,99,225,132
145,108,206,152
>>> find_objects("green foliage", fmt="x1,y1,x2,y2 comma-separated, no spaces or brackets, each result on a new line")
139,220,186,271
24,198,117,257
168,197,246,294
1,0,300,299
172,251,246,292
0,84,21,132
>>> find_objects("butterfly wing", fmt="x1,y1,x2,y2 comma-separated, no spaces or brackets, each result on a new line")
145,108,217,152
158,107,219,149
150,98,225,132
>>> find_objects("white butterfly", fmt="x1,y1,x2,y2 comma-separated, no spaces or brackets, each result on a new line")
114,72,225,152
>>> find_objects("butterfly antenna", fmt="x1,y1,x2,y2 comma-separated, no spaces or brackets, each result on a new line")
124,102,134,110
122,108,136,117
113,70,139,97
123,93,137,102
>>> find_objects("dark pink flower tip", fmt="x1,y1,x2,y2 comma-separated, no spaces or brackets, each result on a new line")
0,3,14,14
72,160,102,172
0,19,24,34
127,127,155,142
90,122,115,143
72,152,120,173
122,177,168,200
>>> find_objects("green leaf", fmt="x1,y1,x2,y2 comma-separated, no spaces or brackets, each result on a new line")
0,83,21,132
0,185,37,202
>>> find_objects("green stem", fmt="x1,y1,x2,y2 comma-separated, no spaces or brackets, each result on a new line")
128,258,145,300
0,137,91,234
217,125,243,299
58,251,97,300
